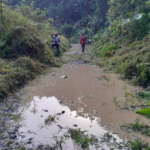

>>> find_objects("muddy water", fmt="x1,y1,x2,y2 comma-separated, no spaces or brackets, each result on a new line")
16,96,121,149
15,44,150,148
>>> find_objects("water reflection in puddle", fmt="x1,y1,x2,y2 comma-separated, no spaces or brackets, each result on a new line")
17,96,122,149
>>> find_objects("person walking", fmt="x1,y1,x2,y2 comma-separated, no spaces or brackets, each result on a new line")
88,39,91,44
51,34,60,55
80,34,86,52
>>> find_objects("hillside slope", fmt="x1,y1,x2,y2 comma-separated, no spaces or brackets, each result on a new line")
0,6,69,98
92,0,150,87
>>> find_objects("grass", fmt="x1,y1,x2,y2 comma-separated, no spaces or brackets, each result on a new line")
92,25,150,88
136,108,150,115
0,7,69,99
44,114,59,126
69,129,150,149
98,44,119,57
113,97,120,108
69,128,99,148
137,91,150,99
7,126,150,149
0,57,47,98
11,114,22,120
121,122,150,137
11,108,24,120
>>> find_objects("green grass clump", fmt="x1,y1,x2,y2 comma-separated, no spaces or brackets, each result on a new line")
0,59,46,98
99,44,119,57
136,108,150,115
70,129,98,148
121,122,150,137
137,91,150,99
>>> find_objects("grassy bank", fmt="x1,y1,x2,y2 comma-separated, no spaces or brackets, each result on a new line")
92,14,150,88
0,7,69,98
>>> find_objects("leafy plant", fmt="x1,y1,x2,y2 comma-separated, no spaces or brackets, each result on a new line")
136,108,150,115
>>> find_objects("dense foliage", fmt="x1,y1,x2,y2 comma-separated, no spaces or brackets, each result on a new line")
6,0,109,40
107,0,148,21
4,0,150,41
9,0,108,24
91,0,150,87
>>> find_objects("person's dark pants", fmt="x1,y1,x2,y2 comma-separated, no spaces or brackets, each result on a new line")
81,45,85,52
52,44,60,55
88,41,91,44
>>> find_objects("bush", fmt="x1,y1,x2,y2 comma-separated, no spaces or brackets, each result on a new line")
121,62,137,79
99,44,119,57
16,57,47,73
128,14,150,40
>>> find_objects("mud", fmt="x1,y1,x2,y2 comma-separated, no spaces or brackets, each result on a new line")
13,44,150,149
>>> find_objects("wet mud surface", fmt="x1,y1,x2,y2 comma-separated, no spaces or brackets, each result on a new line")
0,94,28,149
1,44,150,149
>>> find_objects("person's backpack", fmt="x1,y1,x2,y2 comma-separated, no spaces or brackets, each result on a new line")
58,38,60,43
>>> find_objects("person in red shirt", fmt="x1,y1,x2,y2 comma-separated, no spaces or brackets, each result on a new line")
80,34,86,52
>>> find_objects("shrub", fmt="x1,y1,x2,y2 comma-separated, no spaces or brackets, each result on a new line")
99,44,119,57
121,62,137,79
128,14,150,40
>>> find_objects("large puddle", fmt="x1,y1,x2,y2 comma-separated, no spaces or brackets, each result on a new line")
16,96,122,149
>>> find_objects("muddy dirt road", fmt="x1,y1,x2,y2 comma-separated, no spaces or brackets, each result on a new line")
15,44,150,149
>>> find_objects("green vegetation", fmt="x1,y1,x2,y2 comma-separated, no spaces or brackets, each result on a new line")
70,128,150,149
136,108,150,115
90,1,150,87
121,122,150,136
98,44,119,57
137,91,150,99
70,128,99,148
0,6,69,98
44,114,59,125
7,0,109,42
1,7,69,60
2,0,150,149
